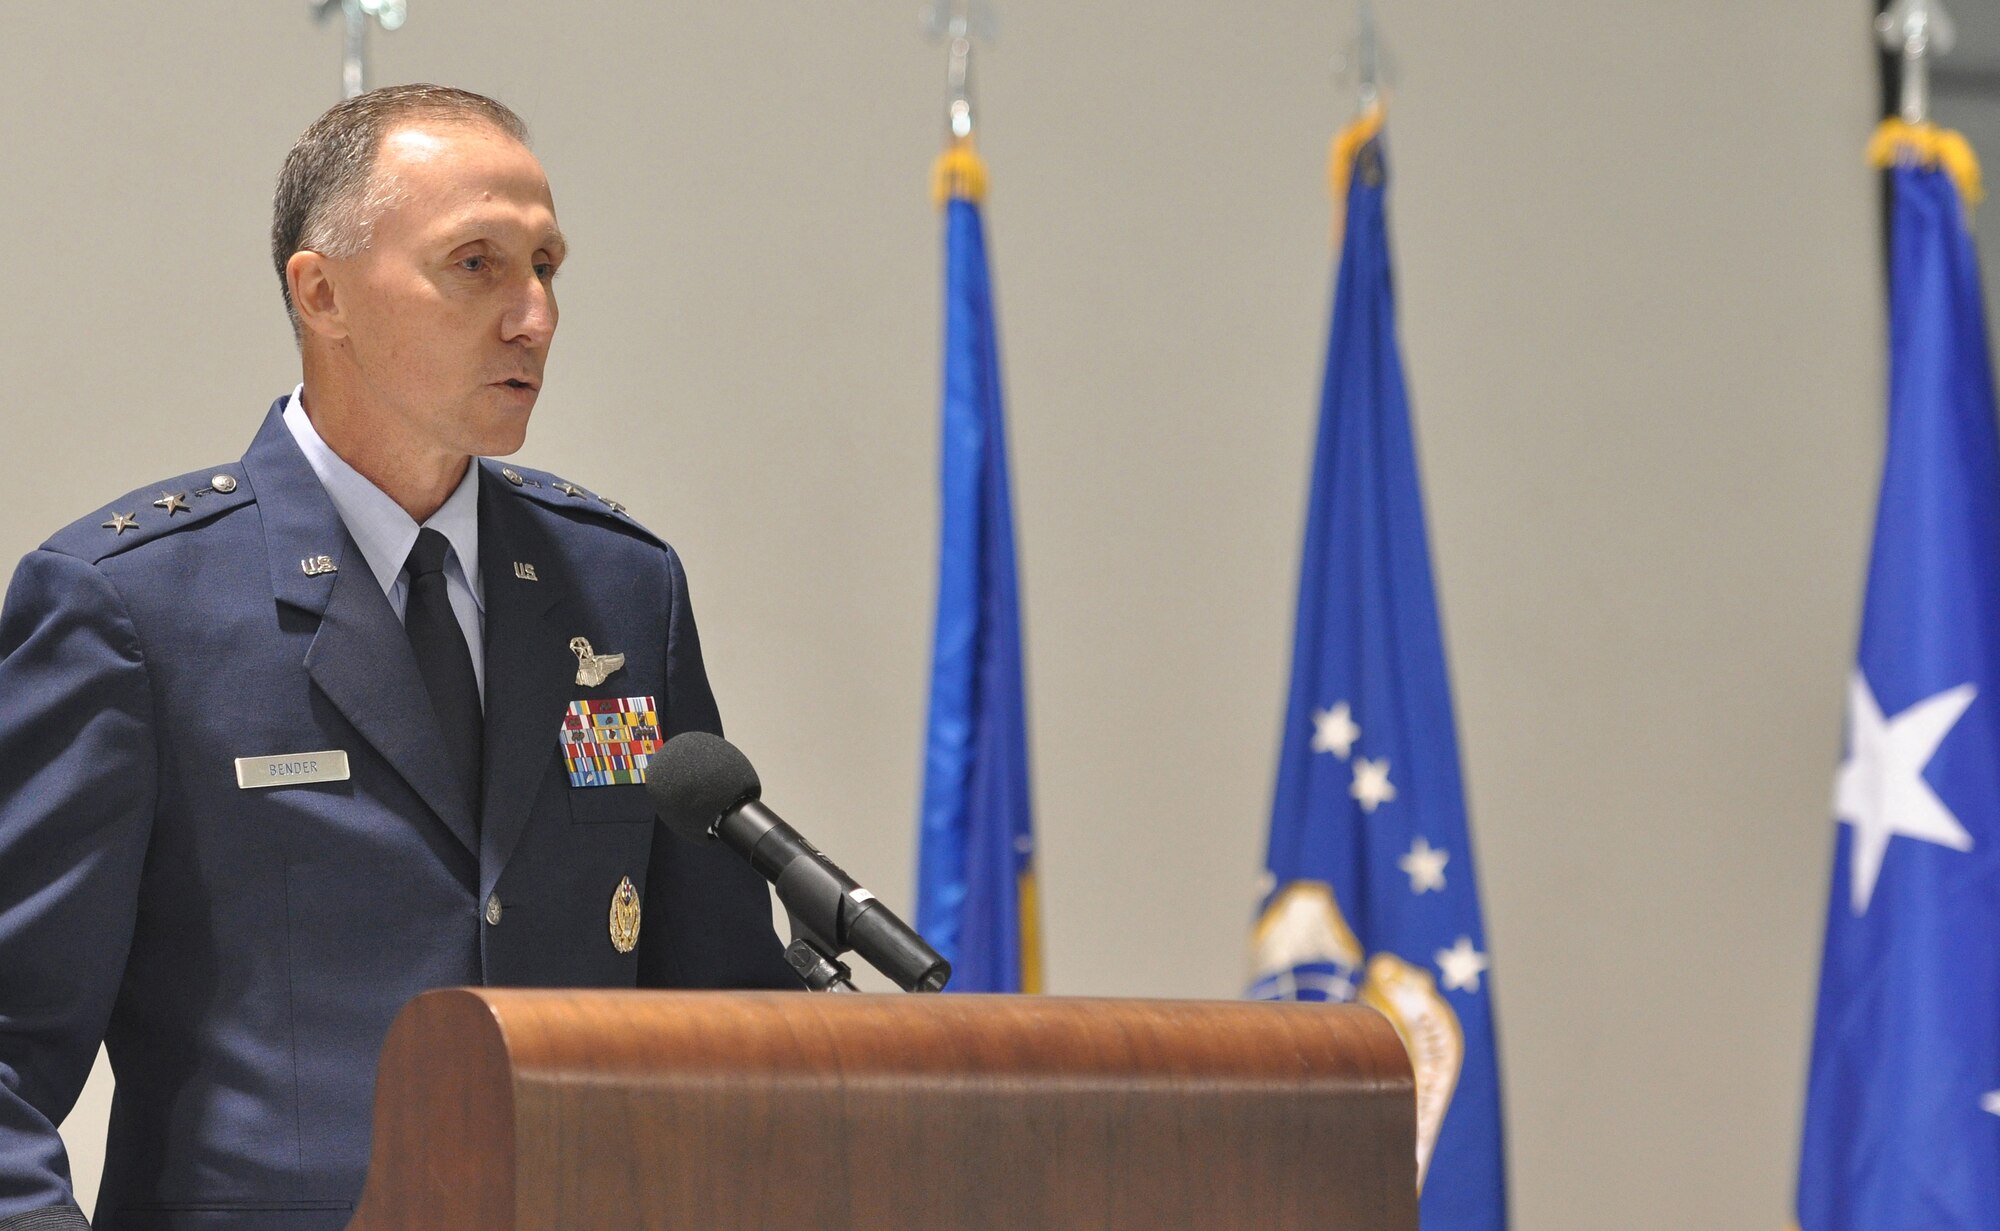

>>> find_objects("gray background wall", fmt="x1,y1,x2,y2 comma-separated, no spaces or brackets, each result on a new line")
0,2,1902,1227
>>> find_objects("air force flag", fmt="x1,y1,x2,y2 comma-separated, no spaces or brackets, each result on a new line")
1250,107,1507,1231
1796,125,2000,1231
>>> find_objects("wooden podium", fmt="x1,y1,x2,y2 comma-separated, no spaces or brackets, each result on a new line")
345,989,1416,1231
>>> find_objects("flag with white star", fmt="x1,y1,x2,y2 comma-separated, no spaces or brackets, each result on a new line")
1249,106,1506,1231
1797,127,2000,1230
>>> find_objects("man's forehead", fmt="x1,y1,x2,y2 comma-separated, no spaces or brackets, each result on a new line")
373,121,561,244
379,118,527,163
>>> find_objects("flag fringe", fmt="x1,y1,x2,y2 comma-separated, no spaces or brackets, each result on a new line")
1869,119,1984,214
1017,871,1044,994
932,137,990,208
1328,102,1386,238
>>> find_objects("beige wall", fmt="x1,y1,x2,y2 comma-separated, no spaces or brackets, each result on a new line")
1,2,1884,1226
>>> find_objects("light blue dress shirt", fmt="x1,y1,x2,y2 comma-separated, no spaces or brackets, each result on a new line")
282,385,486,702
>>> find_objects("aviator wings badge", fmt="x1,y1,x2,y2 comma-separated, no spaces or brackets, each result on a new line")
570,637,626,687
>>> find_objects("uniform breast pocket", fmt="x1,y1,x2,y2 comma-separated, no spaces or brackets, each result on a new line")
568,784,656,825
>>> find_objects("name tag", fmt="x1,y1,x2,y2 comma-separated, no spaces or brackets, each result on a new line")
235,751,351,790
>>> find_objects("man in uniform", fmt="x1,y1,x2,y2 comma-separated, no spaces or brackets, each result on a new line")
0,84,796,1231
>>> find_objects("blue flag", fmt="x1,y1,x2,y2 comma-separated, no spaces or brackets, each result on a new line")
1249,109,1507,1230
1797,127,2000,1231
915,141,1042,994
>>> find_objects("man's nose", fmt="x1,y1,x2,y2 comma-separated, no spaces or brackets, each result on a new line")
502,274,557,348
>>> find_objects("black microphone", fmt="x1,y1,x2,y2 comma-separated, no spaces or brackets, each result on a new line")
647,731,951,994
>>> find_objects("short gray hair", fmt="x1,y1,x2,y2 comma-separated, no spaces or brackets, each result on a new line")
271,83,529,338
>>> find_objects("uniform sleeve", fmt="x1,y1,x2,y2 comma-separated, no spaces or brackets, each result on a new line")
0,551,158,1229
636,547,799,991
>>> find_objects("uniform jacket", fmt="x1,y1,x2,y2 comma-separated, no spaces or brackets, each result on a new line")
0,400,797,1231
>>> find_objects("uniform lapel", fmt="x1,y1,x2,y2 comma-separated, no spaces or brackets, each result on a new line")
476,466,579,896
241,403,480,858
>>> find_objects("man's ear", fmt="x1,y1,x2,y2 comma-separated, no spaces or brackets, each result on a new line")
287,250,348,341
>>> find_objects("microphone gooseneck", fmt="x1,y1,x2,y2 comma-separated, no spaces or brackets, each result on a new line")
647,733,951,994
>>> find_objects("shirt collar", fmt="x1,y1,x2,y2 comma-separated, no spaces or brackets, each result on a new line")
281,384,484,607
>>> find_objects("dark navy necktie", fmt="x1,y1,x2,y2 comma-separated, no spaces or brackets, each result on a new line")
403,528,483,820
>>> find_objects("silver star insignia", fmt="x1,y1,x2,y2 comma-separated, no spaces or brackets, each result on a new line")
556,481,588,499
597,494,626,514
153,491,190,516
102,512,139,536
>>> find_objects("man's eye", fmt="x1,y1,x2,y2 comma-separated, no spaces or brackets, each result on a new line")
535,263,557,280
459,256,487,272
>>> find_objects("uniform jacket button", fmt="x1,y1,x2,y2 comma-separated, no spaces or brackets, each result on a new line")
484,894,502,926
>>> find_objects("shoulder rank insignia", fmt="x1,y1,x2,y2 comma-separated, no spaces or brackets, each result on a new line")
569,636,626,687
609,876,642,954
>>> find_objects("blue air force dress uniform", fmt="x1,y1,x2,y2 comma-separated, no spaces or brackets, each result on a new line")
0,395,797,1231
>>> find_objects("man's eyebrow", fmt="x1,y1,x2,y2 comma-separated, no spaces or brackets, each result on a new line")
441,221,568,255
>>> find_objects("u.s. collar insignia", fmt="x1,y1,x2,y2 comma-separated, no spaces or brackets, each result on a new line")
609,876,642,953
569,636,626,686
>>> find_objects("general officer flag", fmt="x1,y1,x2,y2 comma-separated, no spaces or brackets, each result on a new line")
914,139,1042,994
1796,122,2000,1231
1249,106,1507,1231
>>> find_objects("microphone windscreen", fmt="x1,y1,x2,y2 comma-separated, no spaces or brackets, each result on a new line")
646,731,763,842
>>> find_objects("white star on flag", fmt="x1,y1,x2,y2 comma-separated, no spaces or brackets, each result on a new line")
1833,671,1977,915
1398,837,1449,893
1436,935,1489,993
1350,756,1396,814
1312,702,1360,759
1982,1090,2000,1118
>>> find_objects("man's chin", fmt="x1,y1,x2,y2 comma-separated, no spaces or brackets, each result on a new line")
469,391,537,457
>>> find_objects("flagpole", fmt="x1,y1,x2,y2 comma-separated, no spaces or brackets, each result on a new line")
1353,0,1380,113
1334,0,1391,118
310,0,408,100
924,0,995,145
1877,0,1955,126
